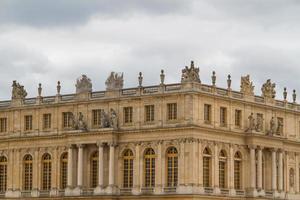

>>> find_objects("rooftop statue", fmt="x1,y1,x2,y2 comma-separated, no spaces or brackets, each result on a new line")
105,72,124,90
240,75,254,96
75,75,92,94
11,80,27,100
262,79,276,99
181,61,200,83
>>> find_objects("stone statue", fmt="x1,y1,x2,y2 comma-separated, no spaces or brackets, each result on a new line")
255,115,264,132
99,109,118,129
74,112,87,131
268,117,276,135
181,61,200,83
246,113,255,132
100,110,110,128
76,75,92,94
240,75,254,96
110,109,118,129
290,168,295,187
12,80,27,100
276,119,283,135
105,72,124,90
261,79,276,99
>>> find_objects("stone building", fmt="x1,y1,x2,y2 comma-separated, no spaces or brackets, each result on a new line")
0,61,299,199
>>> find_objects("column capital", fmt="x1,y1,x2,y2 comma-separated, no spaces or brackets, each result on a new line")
97,142,105,147
108,142,117,147
257,145,264,150
67,144,74,149
271,148,278,152
248,145,257,150
278,148,284,153
76,144,85,148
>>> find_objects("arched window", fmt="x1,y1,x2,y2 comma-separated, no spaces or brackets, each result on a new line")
90,151,98,188
166,147,178,187
0,156,7,192
144,148,155,187
219,150,227,188
42,153,51,190
23,154,33,191
234,152,242,190
123,149,134,188
203,147,212,187
60,153,68,189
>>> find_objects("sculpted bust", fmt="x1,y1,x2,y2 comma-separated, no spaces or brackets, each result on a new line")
12,80,27,100
105,72,124,90
240,75,254,96
261,79,276,99
75,75,92,94
181,61,200,83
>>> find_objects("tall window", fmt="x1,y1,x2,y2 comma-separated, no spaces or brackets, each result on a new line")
123,149,134,188
144,148,155,187
203,147,211,187
167,103,177,120
23,154,33,191
234,152,242,190
43,114,51,129
166,147,178,187
234,110,242,127
145,105,155,122
0,156,7,192
92,109,102,127
24,115,33,131
0,118,7,133
60,153,68,189
204,104,212,124
220,107,227,127
219,150,227,188
124,107,133,124
63,112,73,128
91,151,98,188
42,153,51,190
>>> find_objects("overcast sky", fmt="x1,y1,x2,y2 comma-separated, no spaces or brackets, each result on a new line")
0,0,300,101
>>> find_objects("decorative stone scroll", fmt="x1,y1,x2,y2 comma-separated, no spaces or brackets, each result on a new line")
181,61,200,83
11,80,27,100
240,75,254,96
105,72,124,90
75,75,92,94
261,79,276,99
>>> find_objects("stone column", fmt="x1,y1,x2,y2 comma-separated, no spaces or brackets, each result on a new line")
214,143,220,194
132,143,141,195
257,146,263,191
296,153,299,193
271,149,277,191
177,139,186,194
67,145,73,188
65,145,74,196
229,145,235,195
155,141,162,194
107,142,117,194
94,142,104,194
278,150,283,192
250,146,256,189
77,144,84,188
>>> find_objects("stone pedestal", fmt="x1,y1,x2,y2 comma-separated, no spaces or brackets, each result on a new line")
94,185,105,195
50,188,58,196
213,187,221,194
5,189,21,198
65,187,73,196
246,188,258,197
132,186,141,195
72,187,83,196
105,185,119,195
31,189,39,197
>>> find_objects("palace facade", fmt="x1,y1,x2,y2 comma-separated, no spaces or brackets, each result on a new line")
0,61,299,199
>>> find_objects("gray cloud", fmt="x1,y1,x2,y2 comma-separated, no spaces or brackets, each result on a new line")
0,0,191,27
0,0,300,103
